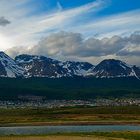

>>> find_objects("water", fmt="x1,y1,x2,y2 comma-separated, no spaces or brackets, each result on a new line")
0,125,139,135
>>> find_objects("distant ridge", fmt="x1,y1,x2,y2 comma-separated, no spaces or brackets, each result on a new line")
88,59,140,79
0,52,139,79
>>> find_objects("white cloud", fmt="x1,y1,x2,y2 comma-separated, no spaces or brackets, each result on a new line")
0,0,107,50
72,9,140,38
1,0,140,51
57,1,63,11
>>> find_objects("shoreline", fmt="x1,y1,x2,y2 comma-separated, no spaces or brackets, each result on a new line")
0,121,140,127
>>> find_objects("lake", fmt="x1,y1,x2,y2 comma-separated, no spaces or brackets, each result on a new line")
0,125,140,135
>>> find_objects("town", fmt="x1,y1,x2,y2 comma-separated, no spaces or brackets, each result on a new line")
0,98,140,108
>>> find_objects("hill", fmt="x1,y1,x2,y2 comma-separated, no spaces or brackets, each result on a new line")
0,77,139,100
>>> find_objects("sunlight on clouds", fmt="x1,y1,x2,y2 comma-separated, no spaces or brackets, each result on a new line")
0,0,106,50
0,34,14,50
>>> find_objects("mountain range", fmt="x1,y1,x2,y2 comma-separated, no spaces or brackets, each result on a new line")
0,51,140,79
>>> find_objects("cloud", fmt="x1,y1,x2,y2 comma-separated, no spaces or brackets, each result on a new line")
0,17,10,26
73,9,140,38
1,0,140,65
57,1,63,11
29,31,140,57
6,31,140,65
116,31,140,56
6,46,30,57
0,0,106,50
0,0,139,51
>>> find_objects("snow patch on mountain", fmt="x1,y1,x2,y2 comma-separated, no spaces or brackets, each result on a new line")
0,52,139,79
0,52,25,77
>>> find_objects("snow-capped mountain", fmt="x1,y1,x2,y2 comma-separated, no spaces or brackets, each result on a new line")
132,66,140,78
61,61,93,76
88,59,139,79
0,52,25,77
0,52,139,79
15,54,93,78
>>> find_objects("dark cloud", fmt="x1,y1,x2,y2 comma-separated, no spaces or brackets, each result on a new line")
0,17,11,26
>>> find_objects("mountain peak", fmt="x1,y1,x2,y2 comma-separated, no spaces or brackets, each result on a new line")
88,59,135,78
0,52,25,77
0,52,139,79
99,59,126,65
0,51,5,54
0,51,8,57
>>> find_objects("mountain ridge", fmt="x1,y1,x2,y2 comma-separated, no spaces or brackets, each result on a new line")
0,52,25,77
0,52,140,79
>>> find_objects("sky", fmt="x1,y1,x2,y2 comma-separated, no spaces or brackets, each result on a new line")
0,0,140,65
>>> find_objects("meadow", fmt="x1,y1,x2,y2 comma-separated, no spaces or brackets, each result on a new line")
0,106,140,126
1,131,140,140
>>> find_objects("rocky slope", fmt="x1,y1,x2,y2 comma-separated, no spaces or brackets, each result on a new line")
15,54,93,78
88,59,137,78
0,52,25,77
0,52,140,79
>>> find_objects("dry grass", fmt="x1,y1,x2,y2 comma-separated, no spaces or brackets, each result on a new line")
0,136,125,140
0,106,140,126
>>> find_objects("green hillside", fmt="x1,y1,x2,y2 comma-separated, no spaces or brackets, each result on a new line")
0,77,140,100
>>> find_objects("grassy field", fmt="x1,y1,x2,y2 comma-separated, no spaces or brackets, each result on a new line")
0,131,140,140
0,136,121,140
0,106,140,126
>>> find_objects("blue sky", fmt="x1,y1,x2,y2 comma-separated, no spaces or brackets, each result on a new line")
27,0,140,19
36,0,140,15
0,0,140,65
